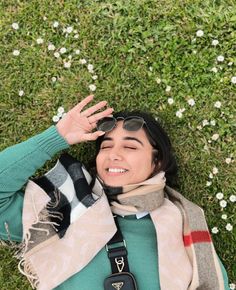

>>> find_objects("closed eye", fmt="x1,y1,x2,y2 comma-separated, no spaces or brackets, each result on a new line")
101,146,112,149
124,146,137,150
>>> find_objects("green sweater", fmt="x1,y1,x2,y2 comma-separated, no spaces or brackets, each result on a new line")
0,126,230,290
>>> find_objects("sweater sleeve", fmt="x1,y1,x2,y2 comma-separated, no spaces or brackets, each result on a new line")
0,126,69,241
219,258,230,290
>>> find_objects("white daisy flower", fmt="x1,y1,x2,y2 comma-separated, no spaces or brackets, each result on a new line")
211,227,219,234
165,85,171,92
217,55,224,62
92,75,98,80
197,125,202,130
18,90,24,96
88,64,94,72
57,107,65,114
212,133,219,141
60,47,67,54
12,22,19,30
216,192,224,200
229,195,236,202
168,98,174,105
74,34,79,39
53,21,59,28
36,38,44,44
229,283,236,289
209,173,213,179
219,200,227,208
51,77,57,82
214,101,222,108
212,167,218,174
13,49,20,56
211,67,218,73
210,120,216,126
54,52,60,58
228,62,233,66
202,119,209,127
64,61,71,68
211,39,219,46
57,111,63,118
52,115,60,123
221,214,227,220
156,78,161,84
149,66,153,72
226,223,233,231
75,49,80,55
225,158,232,164
89,84,96,91
48,44,56,51
187,99,195,106
176,110,183,118
231,76,236,84
66,26,73,33
206,181,212,187
79,58,87,64
196,30,204,37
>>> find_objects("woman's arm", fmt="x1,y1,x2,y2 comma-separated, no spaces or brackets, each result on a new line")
0,126,69,241
0,95,113,241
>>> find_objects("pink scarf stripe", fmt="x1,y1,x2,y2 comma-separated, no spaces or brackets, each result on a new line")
184,230,212,246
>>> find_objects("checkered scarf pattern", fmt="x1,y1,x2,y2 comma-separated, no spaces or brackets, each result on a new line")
19,153,224,290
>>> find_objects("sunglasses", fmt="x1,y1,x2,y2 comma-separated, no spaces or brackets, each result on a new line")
96,116,156,146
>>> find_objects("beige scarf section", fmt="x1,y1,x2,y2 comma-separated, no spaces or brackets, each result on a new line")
19,165,223,290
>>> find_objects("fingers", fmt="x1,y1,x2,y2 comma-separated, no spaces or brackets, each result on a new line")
88,107,113,124
81,131,105,142
70,95,94,113
82,100,108,117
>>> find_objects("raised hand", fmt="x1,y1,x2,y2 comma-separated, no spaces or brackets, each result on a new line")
56,95,113,145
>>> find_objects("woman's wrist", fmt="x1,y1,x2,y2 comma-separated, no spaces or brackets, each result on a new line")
34,126,70,156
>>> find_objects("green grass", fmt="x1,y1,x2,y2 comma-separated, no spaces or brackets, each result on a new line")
0,0,235,288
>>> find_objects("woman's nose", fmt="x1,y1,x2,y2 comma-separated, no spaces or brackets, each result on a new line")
108,148,123,161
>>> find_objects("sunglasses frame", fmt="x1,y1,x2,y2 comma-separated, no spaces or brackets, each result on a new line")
97,116,156,146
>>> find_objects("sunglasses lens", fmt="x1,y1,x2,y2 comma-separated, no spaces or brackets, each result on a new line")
97,117,116,132
124,118,144,131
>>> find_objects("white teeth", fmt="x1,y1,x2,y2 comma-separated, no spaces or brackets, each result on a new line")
108,168,127,173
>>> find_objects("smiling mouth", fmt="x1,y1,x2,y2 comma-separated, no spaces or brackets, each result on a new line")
106,168,128,173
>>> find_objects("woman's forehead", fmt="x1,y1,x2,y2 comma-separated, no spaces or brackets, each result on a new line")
104,121,151,144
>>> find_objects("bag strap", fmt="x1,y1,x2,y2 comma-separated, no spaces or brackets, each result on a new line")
106,216,130,273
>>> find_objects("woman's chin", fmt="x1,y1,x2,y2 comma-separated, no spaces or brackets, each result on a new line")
98,173,130,187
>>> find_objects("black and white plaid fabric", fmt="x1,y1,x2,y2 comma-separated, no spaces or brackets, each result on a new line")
33,153,100,238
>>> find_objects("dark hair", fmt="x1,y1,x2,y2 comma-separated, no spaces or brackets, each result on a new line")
93,110,178,187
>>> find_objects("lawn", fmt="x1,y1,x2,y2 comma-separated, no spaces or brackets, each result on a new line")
0,0,235,289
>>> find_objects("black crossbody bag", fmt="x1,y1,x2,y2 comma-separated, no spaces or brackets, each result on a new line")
104,216,138,290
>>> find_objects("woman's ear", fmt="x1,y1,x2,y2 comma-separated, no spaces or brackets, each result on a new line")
152,149,159,164
151,149,161,174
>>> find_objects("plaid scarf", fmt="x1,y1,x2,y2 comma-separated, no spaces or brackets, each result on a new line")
19,153,224,290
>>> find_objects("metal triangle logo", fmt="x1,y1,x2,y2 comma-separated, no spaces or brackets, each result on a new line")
112,282,124,290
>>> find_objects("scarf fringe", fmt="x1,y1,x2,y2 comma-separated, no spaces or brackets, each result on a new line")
18,258,39,289
18,189,64,257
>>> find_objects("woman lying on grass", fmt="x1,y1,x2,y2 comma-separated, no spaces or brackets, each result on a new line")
0,95,230,290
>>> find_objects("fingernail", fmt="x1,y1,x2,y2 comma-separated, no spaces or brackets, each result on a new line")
98,131,105,136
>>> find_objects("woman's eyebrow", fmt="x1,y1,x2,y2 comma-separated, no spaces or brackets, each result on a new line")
123,137,144,146
101,136,144,146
